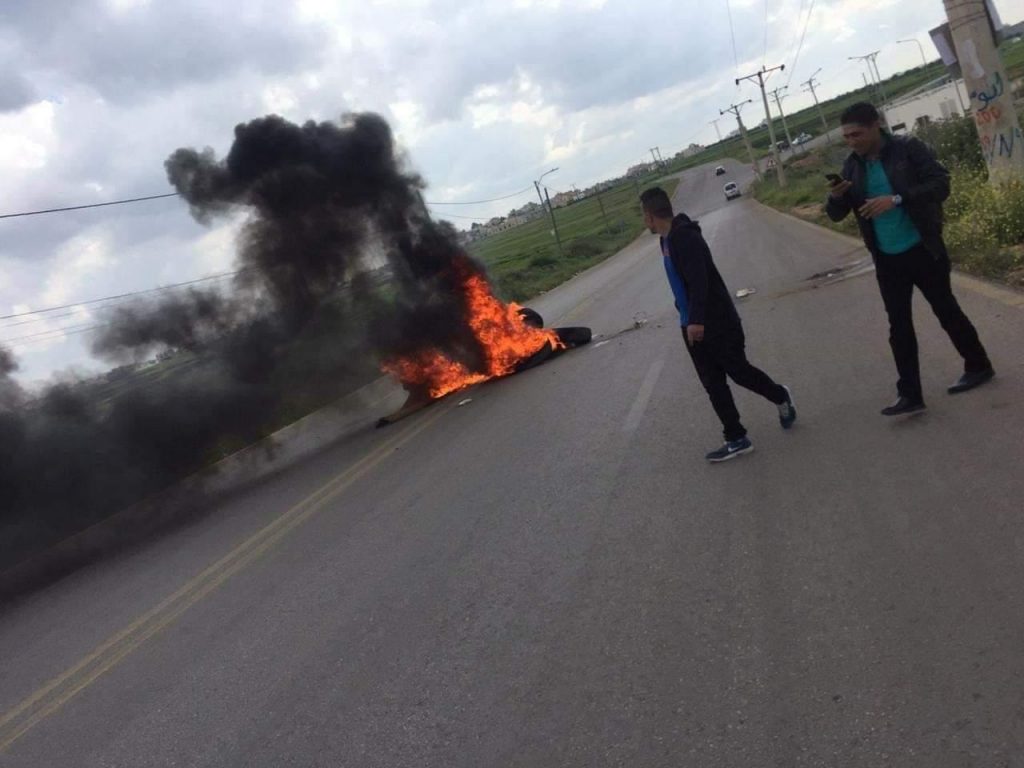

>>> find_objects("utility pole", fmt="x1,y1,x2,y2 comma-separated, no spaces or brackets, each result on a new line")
542,186,564,258
534,167,559,213
868,52,888,105
720,100,761,181
802,68,832,144
768,86,795,154
737,64,786,187
595,189,610,233
649,147,665,167
942,0,1024,179
851,51,887,106
709,119,723,142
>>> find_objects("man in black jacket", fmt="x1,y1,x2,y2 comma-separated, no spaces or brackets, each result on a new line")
641,187,795,463
826,102,994,416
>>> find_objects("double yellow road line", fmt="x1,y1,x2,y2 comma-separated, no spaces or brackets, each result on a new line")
0,408,444,753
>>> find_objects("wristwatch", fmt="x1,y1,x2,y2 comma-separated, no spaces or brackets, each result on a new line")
892,194,902,206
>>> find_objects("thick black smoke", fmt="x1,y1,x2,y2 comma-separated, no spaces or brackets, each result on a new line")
1,112,491,570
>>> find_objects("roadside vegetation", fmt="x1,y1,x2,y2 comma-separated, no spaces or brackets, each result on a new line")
467,175,680,302
750,110,1024,287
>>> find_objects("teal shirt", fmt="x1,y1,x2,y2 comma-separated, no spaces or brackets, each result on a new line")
865,159,921,254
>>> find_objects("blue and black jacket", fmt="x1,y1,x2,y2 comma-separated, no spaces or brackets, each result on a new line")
661,213,742,337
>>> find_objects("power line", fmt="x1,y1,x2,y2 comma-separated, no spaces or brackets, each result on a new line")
2,322,105,346
763,0,770,64
0,270,242,322
786,0,816,87
0,186,537,221
425,186,534,205
725,0,740,74
431,211,494,221
0,193,181,220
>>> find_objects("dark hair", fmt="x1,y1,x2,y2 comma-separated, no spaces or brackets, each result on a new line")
840,101,880,126
640,187,673,219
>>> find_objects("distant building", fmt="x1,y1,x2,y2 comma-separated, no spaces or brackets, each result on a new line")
550,191,579,208
678,143,704,158
626,161,657,178
884,77,968,134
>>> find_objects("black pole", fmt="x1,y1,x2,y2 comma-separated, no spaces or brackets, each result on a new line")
543,186,564,258
534,180,546,211
595,190,610,233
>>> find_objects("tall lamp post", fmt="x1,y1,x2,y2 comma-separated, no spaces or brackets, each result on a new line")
897,38,928,67
534,167,563,258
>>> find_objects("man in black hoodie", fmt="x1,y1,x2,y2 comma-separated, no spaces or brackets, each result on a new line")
641,187,795,463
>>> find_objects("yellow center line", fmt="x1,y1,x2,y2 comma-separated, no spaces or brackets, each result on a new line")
0,407,446,754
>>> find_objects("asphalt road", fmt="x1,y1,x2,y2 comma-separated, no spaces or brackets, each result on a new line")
2,159,1024,767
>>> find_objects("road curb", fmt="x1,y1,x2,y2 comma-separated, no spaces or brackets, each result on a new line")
750,197,1024,308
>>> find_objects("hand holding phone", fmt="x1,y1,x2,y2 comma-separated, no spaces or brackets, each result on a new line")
826,173,852,199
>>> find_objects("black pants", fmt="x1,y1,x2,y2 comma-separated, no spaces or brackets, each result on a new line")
685,328,787,443
875,244,991,403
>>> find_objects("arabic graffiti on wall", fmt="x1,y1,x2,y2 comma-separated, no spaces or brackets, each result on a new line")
969,72,1020,162
980,126,1022,162
969,72,1004,113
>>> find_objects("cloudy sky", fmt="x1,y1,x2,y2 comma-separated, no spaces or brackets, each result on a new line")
1,0,1019,383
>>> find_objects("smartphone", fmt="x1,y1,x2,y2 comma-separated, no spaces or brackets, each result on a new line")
825,173,844,185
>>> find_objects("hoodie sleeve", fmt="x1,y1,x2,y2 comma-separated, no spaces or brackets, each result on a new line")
901,136,950,205
669,228,709,326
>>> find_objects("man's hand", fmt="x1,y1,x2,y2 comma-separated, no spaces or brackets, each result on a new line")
686,324,705,346
828,179,853,199
858,196,896,219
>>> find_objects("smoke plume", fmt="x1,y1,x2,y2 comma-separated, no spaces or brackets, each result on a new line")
1,112,491,569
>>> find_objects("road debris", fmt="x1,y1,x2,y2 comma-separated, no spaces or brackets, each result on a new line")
735,287,757,299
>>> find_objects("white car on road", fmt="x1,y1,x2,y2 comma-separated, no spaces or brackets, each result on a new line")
724,182,740,200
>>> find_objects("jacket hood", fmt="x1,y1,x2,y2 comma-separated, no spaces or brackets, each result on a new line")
670,212,701,234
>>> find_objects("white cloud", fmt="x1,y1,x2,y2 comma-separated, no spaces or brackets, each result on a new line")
0,100,55,170
2,0,1020,382
42,229,117,307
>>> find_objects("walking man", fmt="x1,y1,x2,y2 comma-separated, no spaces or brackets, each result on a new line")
641,187,795,463
826,102,994,415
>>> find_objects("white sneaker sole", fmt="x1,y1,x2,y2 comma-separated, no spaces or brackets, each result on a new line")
707,444,754,463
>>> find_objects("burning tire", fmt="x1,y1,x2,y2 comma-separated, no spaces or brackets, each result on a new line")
554,326,591,347
379,304,592,425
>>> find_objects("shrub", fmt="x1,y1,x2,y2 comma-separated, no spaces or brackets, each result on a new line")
567,237,603,260
529,254,558,269
915,116,985,171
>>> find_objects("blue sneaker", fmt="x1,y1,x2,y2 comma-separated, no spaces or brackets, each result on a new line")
705,436,754,463
778,385,796,430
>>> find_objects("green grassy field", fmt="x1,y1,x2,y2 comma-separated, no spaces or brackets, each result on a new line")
466,175,679,302
750,113,1024,286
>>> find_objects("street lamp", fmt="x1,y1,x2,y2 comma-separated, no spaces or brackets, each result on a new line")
533,167,563,258
534,167,559,210
897,38,928,68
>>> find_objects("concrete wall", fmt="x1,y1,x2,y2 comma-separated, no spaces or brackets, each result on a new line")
886,80,970,133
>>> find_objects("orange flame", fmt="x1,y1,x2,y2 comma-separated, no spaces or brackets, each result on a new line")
382,267,563,399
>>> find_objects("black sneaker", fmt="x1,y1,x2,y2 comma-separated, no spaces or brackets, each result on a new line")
706,437,754,463
778,385,796,429
948,367,995,394
880,396,927,416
